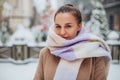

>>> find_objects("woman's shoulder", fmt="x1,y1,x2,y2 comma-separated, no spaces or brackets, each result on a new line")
40,47,50,54
39,47,50,57
92,56,110,68
39,47,57,60
39,47,60,63
92,56,109,62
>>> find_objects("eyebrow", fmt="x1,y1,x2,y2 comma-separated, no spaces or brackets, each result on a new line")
55,23,72,26
65,23,72,25
55,24,60,26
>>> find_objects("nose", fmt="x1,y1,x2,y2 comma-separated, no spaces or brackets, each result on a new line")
60,28,66,36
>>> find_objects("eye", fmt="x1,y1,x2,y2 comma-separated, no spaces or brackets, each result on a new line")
55,25,61,29
65,25,72,28
55,25,61,28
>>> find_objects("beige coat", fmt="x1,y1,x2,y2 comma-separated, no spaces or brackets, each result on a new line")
34,47,110,80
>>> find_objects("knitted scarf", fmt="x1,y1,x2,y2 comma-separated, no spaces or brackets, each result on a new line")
47,27,111,80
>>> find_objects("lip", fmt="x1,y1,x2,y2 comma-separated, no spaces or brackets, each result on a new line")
62,37,69,40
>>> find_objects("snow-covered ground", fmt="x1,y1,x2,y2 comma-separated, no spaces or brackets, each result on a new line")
0,60,120,80
107,61,120,80
0,60,38,80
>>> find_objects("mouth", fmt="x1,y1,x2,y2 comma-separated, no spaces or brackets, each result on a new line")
62,37,69,40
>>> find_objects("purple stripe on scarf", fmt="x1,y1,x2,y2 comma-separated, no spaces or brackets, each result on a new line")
52,47,76,61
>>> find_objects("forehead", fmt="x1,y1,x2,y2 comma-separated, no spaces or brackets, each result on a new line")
55,12,77,24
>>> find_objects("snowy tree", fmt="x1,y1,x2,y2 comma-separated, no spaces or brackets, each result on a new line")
85,1,109,40
0,21,9,45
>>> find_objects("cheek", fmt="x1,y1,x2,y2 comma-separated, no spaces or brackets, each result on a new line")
69,30,78,37
54,29,59,35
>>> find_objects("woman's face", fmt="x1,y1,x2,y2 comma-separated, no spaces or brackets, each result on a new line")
54,12,82,40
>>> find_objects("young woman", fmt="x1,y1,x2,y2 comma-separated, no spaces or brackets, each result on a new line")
34,4,111,80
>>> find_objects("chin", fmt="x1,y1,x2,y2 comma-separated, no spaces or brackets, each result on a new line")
64,37,74,40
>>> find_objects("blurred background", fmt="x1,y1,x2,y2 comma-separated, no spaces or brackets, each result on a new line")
0,0,120,80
